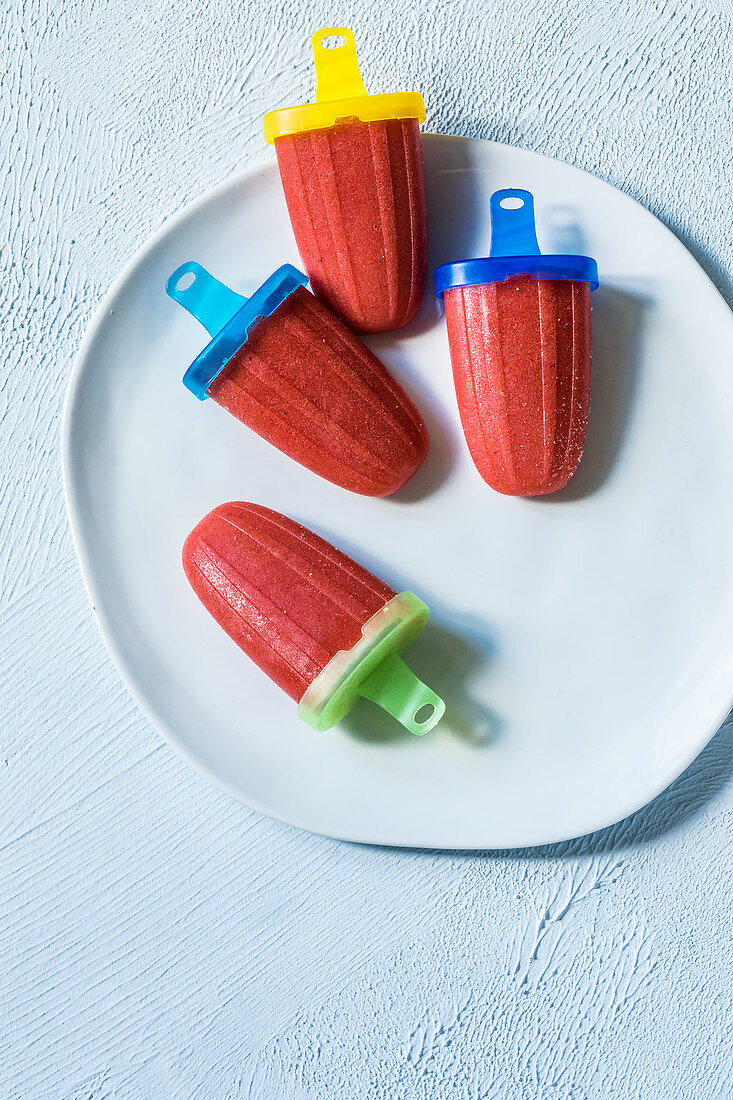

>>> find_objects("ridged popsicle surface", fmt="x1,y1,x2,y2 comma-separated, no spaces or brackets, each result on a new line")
208,286,428,496
274,118,427,333
444,275,592,495
183,502,395,701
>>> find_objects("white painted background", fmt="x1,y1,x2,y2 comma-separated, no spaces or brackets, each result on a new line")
2,0,732,1095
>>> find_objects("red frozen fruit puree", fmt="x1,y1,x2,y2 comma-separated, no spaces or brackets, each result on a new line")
183,502,395,702
207,285,428,496
444,274,592,496
274,118,427,333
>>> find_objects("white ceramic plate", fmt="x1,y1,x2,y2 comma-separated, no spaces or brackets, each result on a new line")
63,135,733,849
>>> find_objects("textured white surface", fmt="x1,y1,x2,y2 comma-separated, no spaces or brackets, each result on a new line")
2,0,732,1095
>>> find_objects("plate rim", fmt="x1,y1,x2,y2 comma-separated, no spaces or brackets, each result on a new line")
61,134,733,849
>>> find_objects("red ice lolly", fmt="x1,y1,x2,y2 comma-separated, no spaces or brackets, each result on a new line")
166,262,428,496
264,27,428,334
435,190,598,496
183,502,445,735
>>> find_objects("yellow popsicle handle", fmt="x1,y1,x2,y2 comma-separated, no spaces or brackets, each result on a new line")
263,27,425,143
311,27,367,102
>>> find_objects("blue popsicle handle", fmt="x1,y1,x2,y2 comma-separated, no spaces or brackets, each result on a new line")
489,189,541,259
165,262,247,337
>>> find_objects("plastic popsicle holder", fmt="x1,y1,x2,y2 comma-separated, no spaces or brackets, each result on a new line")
263,26,426,143
435,188,599,296
298,591,445,736
165,261,307,399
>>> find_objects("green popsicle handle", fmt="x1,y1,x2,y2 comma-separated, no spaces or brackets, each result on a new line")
358,650,445,736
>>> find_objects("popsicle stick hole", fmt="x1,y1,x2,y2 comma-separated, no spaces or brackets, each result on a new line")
321,34,346,49
414,704,436,726
176,271,196,292
500,196,524,210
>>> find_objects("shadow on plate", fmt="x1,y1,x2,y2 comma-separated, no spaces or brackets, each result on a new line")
426,135,493,271
542,202,590,256
340,613,501,748
504,711,733,857
362,715,733,856
388,400,460,504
